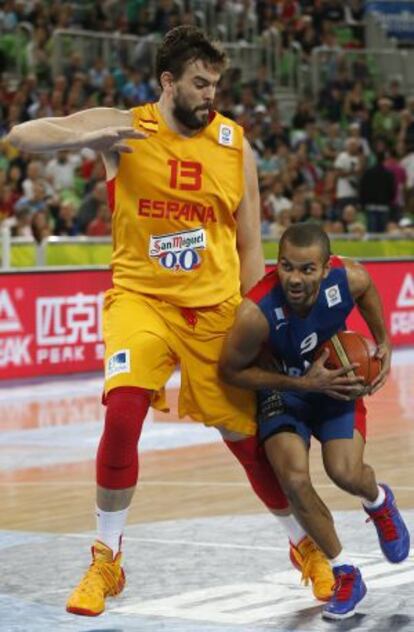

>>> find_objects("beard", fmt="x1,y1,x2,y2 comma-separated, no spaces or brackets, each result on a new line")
172,91,212,131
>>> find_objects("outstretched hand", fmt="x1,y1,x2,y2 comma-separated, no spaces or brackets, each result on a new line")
82,126,147,153
304,348,366,401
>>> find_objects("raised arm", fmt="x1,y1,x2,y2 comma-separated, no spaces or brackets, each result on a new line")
344,258,392,393
236,138,265,295
5,107,145,154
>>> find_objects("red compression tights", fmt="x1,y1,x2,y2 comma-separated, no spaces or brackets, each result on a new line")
96,387,150,489
225,435,289,511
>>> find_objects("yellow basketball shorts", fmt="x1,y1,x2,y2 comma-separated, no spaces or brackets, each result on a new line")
103,287,256,436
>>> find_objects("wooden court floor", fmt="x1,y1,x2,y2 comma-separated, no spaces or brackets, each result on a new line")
0,356,413,535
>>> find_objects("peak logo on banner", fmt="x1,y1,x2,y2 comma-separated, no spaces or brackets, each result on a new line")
0,289,22,333
397,274,414,308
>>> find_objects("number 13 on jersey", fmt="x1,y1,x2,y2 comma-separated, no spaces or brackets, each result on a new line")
168,160,202,191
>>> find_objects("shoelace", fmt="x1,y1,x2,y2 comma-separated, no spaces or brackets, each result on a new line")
366,505,398,541
78,560,120,597
332,571,355,602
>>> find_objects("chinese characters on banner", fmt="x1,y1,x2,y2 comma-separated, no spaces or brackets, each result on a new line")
0,262,413,380
0,270,111,378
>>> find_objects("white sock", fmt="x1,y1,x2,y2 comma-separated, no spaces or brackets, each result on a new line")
96,506,129,554
362,485,386,510
276,514,307,546
328,552,354,569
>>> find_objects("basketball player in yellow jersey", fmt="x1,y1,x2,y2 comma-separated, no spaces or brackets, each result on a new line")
8,26,334,616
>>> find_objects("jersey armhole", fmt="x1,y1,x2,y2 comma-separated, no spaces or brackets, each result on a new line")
246,270,279,304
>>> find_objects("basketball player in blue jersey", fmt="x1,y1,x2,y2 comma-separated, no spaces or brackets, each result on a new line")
219,223,410,620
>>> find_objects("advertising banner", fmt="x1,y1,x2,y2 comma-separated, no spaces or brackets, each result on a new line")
366,1,414,42
0,261,413,380
347,261,414,346
0,270,111,379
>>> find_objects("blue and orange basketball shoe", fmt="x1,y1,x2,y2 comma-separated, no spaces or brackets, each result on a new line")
364,484,410,563
322,565,367,620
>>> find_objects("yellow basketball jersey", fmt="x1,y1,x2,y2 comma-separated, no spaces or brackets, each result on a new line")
108,102,245,307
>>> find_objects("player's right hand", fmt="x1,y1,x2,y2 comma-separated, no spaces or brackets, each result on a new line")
304,348,366,401
82,127,147,153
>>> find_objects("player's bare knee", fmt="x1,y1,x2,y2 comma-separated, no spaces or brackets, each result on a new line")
279,471,312,503
325,461,361,493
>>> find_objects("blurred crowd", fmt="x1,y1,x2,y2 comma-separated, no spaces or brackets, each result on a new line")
0,0,413,242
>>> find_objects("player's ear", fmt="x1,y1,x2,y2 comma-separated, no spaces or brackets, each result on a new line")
160,71,174,92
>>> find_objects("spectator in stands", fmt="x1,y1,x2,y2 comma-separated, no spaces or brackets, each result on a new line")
348,122,370,159
343,81,366,121
88,57,110,92
269,206,292,238
341,203,365,232
249,65,273,102
267,176,293,218
359,151,396,233
258,145,280,174
31,208,52,243
292,99,315,130
64,52,85,86
384,147,407,222
320,0,345,25
152,0,181,34
398,216,414,238
387,78,406,112
319,85,343,123
290,200,307,223
54,200,80,237
306,199,326,226
121,69,155,107
45,151,81,192
399,97,414,149
9,206,32,237
0,1,18,32
15,179,52,215
21,160,50,198
0,182,17,219
296,16,320,62
27,88,53,119
372,98,399,146
319,122,343,167
347,221,366,238
334,137,364,213
86,202,112,237
76,181,108,233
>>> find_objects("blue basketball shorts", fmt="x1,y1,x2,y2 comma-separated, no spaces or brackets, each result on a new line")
257,389,367,445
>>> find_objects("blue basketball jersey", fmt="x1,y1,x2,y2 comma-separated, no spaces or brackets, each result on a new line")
247,256,355,376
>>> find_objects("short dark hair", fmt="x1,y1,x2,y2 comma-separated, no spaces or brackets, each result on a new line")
279,223,331,262
156,26,228,87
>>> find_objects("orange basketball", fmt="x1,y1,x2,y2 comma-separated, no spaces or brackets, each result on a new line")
314,330,381,386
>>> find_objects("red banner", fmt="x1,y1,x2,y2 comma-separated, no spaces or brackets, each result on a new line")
0,261,412,380
347,261,414,346
0,270,111,379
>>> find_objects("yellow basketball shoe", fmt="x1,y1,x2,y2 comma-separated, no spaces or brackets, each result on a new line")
289,536,334,602
66,541,125,616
